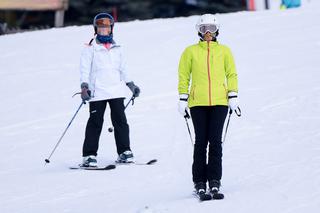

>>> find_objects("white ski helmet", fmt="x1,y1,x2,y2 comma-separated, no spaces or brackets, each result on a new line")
196,14,220,35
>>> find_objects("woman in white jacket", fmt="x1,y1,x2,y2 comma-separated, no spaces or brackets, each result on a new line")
80,13,140,167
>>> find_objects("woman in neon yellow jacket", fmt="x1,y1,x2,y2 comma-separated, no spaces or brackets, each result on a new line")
178,14,239,198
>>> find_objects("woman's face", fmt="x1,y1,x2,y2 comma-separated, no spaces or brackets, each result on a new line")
203,32,213,42
95,18,112,35
97,26,111,36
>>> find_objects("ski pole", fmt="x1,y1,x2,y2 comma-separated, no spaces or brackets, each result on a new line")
222,107,241,144
107,95,135,133
44,101,86,165
222,109,232,144
184,110,194,146
125,95,135,109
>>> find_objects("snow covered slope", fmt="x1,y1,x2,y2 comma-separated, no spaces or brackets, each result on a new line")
1,2,320,213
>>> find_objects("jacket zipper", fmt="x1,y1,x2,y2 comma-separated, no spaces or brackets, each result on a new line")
207,43,212,105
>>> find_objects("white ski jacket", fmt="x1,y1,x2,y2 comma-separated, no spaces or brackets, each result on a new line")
80,39,131,102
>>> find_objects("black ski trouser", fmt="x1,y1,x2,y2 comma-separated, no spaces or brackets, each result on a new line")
190,105,228,183
82,98,131,157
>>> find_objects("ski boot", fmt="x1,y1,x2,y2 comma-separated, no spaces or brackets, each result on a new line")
82,155,97,167
208,179,224,199
194,182,212,201
116,150,134,163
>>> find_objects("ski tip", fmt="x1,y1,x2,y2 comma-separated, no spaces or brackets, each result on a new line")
146,159,157,165
212,193,224,200
200,195,213,201
105,164,116,170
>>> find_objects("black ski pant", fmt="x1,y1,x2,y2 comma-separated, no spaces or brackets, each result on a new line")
190,105,228,184
82,98,131,157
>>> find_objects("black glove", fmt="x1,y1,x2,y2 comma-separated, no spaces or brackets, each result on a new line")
81,82,91,101
126,81,140,97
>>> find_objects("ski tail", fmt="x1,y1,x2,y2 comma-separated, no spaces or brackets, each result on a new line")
193,191,212,201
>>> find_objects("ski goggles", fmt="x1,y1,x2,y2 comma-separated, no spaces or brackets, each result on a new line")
198,24,218,34
95,18,113,28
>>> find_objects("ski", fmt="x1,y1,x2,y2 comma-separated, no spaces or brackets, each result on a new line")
193,190,224,201
193,191,212,201
211,191,224,200
69,164,116,170
69,159,156,170
115,159,157,165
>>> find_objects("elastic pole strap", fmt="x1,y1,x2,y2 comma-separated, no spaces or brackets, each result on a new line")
235,106,241,117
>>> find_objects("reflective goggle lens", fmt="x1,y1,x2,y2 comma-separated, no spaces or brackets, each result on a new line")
199,24,217,34
95,18,112,27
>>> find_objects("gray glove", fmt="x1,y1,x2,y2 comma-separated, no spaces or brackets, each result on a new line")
81,82,91,101
126,81,140,97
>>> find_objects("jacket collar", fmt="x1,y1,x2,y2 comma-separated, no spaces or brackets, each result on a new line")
198,41,218,49
93,38,120,50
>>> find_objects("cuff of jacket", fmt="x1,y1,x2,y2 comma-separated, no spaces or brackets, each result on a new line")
228,91,238,99
179,94,189,101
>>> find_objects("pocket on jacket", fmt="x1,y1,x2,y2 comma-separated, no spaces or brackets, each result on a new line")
191,85,196,100
223,83,228,98
216,83,227,100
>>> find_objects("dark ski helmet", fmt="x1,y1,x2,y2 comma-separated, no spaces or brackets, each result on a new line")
93,13,114,43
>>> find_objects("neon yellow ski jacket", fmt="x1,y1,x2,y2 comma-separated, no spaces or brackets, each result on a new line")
178,41,238,107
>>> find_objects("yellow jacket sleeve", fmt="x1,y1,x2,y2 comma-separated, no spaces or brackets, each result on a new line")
178,48,192,95
224,47,238,93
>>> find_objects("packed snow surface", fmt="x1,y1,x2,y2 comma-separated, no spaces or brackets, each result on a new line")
1,2,320,212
